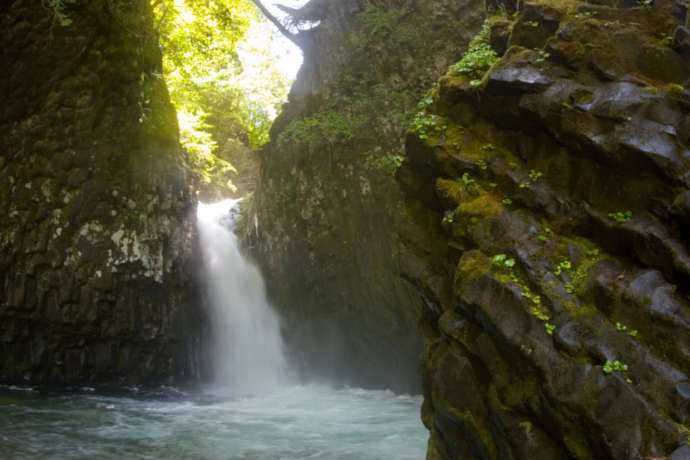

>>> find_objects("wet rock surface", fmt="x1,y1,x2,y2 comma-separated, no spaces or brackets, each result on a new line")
0,1,202,384
398,0,690,457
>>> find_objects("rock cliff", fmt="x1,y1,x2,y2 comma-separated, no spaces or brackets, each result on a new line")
398,0,690,457
0,0,202,384
245,0,485,391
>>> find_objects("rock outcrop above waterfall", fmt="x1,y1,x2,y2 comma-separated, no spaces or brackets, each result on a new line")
398,0,690,457
0,0,202,384
244,0,486,392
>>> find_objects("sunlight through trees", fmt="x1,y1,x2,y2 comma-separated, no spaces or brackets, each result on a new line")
152,0,291,193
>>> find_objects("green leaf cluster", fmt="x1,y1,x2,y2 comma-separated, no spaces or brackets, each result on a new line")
45,0,76,26
608,210,632,223
155,0,254,89
278,110,355,148
410,113,446,139
521,283,555,334
364,154,404,176
554,260,572,276
448,23,499,84
538,227,553,243
602,359,628,374
358,4,415,45
153,0,291,189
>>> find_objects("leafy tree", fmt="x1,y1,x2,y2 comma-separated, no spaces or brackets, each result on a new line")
152,0,290,192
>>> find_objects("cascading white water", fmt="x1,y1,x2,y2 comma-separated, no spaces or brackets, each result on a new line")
196,199,290,394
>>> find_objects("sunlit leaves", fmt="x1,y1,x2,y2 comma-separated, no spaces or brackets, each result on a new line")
152,0,291,188
154,0,255,103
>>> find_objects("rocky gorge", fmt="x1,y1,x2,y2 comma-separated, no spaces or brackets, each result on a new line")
0,0,689,458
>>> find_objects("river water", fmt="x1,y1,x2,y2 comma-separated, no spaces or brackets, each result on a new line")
0,384,426,459
0,199,426,458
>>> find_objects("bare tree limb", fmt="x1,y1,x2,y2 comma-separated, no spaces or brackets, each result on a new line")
249,0,303,48
275,4,302,17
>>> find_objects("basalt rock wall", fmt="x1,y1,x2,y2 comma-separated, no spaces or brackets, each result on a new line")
244,0,485,392
398,0,690,457
0,0,202,384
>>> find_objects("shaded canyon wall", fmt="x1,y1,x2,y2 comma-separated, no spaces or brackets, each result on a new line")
0,0,202,384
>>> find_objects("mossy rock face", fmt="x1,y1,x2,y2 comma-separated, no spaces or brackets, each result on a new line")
398,0,690,458
0,0,203,385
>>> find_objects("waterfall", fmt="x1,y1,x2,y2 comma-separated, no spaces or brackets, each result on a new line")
196,199,289,395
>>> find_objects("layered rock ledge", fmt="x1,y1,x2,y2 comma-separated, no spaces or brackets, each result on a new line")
398,0,690,457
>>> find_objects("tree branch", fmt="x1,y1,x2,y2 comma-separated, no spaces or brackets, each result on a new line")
249,0,302,48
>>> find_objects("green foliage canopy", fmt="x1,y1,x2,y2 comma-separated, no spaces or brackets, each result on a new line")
152,0,290,189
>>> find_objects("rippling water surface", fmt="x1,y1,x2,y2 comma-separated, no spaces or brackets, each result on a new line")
0,384,426,459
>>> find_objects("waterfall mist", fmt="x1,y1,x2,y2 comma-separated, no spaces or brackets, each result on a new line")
196,199,290,394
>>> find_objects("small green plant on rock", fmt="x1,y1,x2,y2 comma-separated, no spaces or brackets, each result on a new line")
365,154,404,176
570,266,588,288
574,11,595,20
493,253,518,279
585,248,599,257
476,159,488,170
536,50,550,63
525,21,539,27
442,211,454,224
279,110,354,147
358,4,414,45
608,210,632,223
538,227,552,242
522,287,554,332
565,282,576,294
616,323,638,337
493,254,508,266
45,0,75,26
411,113,445,140
457,172,475,187
519,170,543,189
502,198,513,205
602,359,628,374
481,143,495,152
554,260,572,276
448,22,499,85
